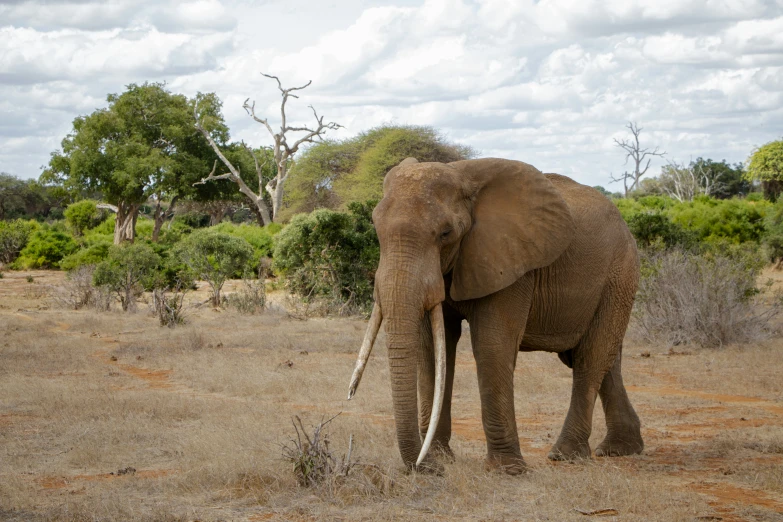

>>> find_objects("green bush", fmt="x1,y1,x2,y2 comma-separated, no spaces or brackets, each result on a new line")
13,226,78,269
668,196,770,244
93,243,161,311
0,219,38,265
627,211,695,249
174,229,255,306
273,201,379,313
64,200,106,236
59,239,113,271
211,222,281,271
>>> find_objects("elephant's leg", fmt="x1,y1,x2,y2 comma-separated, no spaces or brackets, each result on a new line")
469,278,532,475
549,288,629,461
418,305,461,459
596,351,643,456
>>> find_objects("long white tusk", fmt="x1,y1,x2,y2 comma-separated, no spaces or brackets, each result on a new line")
416,303,447,468
347,301,382,400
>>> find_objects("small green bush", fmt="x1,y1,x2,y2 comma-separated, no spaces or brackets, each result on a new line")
174,229,255,306
64,200,106,236
13,226,78,269
0,219,38,265
93,243,162,311
59,239,112,271
627,211,695,248
273,201,379,313
211,222,281,271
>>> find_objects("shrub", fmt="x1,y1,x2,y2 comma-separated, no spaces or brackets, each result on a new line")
211,222,281,271
668,196,770,244
93,243,162,311
150,283,188,327
13,226,78,269
273,202,379,314
173,229,254,306
225,278,266,314
59,239,112,271
282,415,357,488
0,219,38,265
64,200,105,236
52,265,105,310
627,211,695,248
634,248,777,347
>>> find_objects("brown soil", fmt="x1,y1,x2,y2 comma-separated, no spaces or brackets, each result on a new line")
1,269,782,521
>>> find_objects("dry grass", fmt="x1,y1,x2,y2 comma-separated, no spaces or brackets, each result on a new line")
1,269,782,520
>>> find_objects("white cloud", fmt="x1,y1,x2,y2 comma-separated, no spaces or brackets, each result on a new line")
1,0,783,190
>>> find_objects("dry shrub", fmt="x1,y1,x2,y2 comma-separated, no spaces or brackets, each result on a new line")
225,278,266,314
150,284,188,327
633,248,779,347
282,415,356,488
52,265,112,311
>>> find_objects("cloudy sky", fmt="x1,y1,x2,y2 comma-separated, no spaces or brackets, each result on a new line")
2,0,782,188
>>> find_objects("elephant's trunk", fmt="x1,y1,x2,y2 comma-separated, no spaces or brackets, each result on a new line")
376,268,446,469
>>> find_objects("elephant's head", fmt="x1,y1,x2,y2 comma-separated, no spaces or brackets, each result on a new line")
348,157,575,469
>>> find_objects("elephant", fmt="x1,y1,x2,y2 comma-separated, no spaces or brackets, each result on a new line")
347,157,643,474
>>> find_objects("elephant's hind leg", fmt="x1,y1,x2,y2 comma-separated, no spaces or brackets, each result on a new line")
595,351,643,456
548,283,635,461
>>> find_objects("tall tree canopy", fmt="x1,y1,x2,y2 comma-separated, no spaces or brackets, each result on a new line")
746,140,783,200
280,125,475,219
42,83,224,243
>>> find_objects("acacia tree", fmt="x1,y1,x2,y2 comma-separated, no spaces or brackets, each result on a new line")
194,74,341,223
610,121,666,197
43,83,222,244
746,139,783,201
281,125,476,218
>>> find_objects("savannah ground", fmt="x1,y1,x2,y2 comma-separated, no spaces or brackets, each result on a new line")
1,271,782,521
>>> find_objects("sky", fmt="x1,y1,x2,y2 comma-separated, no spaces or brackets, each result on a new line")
1,0,782,189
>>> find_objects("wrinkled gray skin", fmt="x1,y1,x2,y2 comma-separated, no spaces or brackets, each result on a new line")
352,157,643,474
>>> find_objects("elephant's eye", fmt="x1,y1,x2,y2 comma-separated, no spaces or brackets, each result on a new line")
440,229,452,241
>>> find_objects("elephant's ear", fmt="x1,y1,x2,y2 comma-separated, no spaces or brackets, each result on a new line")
449,158,574,301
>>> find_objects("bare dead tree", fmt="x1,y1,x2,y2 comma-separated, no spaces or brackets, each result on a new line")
659,160,726,202
610,122,666,197
192,134,273,226
194,74,341,223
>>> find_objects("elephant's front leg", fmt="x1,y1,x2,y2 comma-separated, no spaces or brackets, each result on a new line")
468,278,533,475
418,305,461,459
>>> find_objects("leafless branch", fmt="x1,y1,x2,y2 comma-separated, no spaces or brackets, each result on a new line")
610,121,666,197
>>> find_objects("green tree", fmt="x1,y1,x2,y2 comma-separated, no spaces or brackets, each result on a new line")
93,243,161,311
282,125,475,218
691,158,749,199
746,139,783,201
0,219,38,265
64,200,105,236
174,229,254,306
42,83,225,244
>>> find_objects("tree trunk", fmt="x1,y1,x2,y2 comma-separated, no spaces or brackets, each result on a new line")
152,199,164,243
114,202,139,245
271,182,284,222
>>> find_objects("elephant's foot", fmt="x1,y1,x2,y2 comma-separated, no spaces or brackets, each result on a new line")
547,438,591,461
484,453,528,475
595,434,643,457
430,441,456,462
